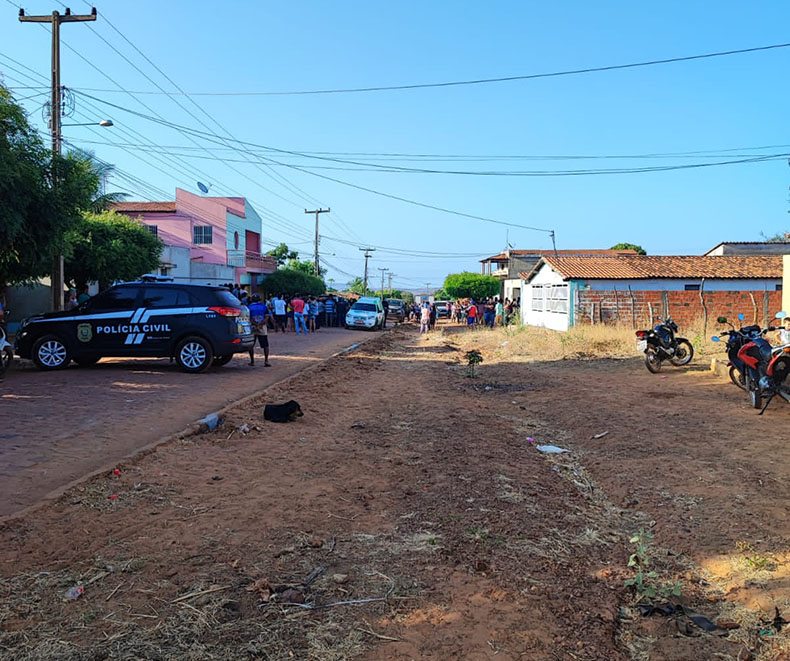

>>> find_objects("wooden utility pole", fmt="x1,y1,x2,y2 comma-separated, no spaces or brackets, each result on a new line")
305,208,330,276
387,272,394,296
377,268,388,299
360,247,375,296
20,7,97,311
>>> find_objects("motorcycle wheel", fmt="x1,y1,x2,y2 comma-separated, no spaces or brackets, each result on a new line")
669,339,694,366
729,365,747,390
0,347,11,377
644,346,662,373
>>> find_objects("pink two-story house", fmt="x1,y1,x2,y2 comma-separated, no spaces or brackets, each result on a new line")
112,188,277,287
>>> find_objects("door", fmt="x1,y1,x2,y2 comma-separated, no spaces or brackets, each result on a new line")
84,286,142,354
245,230,260,254
139,287,192,354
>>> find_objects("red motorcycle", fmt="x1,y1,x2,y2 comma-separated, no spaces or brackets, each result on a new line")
734,312,790,412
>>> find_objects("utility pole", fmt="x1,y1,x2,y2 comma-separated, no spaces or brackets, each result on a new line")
387,272,394,296
359,247,375,296
20,6,97,312
377,268,388,299
425,283,431,302
305,208,330,276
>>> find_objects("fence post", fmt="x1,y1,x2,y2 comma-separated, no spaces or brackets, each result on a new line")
627,284,636,328
749,292,758,326
648,301,653,324
613,287,620,323
661,291,669,320
699,278,707,338
764,290,770,325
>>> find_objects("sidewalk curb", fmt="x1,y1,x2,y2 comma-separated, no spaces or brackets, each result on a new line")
0,329,391,526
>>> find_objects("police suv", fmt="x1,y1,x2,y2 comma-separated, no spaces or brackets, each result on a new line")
15,281,253,373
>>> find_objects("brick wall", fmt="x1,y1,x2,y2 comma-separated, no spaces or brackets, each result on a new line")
576,289,782,330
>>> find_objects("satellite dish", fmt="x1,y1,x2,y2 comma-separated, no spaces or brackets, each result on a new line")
197,181,211,194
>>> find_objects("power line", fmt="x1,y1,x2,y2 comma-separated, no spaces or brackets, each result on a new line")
58,41,790,96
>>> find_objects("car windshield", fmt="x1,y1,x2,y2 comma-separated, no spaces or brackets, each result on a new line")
214,290,241,306
352,303,377,312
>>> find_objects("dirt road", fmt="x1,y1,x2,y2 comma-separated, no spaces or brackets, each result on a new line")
0,328,362,517
3,325,790,660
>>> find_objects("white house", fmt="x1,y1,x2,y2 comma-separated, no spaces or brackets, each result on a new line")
521,255,784,331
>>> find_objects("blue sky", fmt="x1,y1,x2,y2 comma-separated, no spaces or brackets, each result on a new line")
2,0,789,291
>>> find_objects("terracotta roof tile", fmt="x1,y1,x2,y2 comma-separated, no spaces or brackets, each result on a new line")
111,201,176,212
523,255,783,281
481,248,636,262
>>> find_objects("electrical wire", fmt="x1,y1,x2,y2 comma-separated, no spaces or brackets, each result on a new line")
59,41,790,96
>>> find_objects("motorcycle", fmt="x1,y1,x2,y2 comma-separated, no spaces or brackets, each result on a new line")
0,326,12,378
635,316,694,373
722,311,790,413
711,313,763,390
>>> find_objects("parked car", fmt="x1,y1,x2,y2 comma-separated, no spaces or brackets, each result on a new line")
386,299,405,323
434,301,451,319
345,296,385,330
14,281,253,373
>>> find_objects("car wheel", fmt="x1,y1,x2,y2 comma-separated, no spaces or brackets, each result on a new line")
32,335,70,370
214,354,233,366
74,356,101,367
175,336,214,373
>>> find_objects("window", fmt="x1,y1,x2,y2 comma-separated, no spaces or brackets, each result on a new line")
546,284,569,313
352,303,377,312
89,288,139,311
145,224,158,237
234,231,240,249
684,284,700,291
142,287,189,308
193,225,213,244
777,284,783,291
531,285,544,312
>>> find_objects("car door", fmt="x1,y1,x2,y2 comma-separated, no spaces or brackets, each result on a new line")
138,286,192,355
83,286,142,355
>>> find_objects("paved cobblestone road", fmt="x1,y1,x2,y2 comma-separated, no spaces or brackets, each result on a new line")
0,327,365,517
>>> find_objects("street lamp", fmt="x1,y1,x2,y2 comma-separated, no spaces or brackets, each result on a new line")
61,119,113,127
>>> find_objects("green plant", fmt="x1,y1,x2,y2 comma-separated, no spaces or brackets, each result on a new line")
624,530,682,601
736,540,772,571
464,349,483,377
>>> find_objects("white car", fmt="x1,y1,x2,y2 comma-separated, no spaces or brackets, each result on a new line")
345,296,385,330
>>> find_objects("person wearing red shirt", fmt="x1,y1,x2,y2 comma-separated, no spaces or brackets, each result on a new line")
291,294,308,335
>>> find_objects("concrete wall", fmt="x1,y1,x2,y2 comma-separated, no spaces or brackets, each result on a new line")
522,264,570,331
706,243,790,256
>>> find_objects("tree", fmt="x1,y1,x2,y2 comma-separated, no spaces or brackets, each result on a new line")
65,210,163,290
80,150,128,212
0,86,99,288
610,242,647,255
432,288,450,301
347,277,366,295
266,242,299,267
261,268,325,297
443,272,500,300
761,231,790,243
286,257,326,277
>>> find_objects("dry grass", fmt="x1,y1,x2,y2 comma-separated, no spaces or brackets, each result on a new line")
441,314,720,364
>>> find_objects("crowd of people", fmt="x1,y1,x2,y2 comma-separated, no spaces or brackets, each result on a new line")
409,296,520,334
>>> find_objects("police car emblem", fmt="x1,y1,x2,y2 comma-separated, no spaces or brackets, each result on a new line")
77,323,93,343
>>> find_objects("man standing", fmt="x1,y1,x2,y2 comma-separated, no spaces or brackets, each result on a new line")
272,294,287,333
291,293,308,335
325,295,337,328
382,297,389,329
248,294,272,367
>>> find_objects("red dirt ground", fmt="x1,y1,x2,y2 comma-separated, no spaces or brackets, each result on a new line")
2,324,790,660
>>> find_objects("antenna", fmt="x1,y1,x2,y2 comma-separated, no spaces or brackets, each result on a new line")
197,181,211,195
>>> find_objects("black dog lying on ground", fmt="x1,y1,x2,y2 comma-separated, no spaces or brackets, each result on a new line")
264,400,304,423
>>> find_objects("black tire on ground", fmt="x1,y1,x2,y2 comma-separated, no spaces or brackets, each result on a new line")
213,354,233,366
175,336,214,373
32,335,70,370
74,356,101,367
729,365,747,390
750,385,762,409
669,339,694,366
0,347,11,376
644,346,662,373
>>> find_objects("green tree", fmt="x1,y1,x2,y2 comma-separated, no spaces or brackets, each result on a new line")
610,242,647,255
261,268,325,297
286,257,326,277
65,210,163,290
347,277,366,295
0,86,99,288
266,242,299,267
443,272,500,300
432,288,450,301
81,150,128,212
761,231,790,243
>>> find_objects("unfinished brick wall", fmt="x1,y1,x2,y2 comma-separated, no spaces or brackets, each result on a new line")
575,289,783,330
